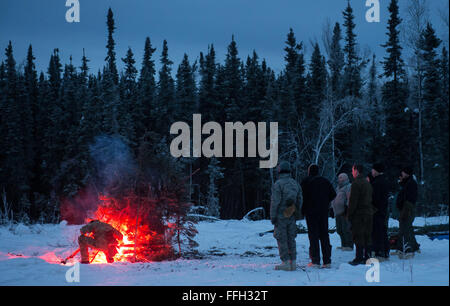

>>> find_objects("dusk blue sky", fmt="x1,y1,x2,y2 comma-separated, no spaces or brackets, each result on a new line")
0,0,448,76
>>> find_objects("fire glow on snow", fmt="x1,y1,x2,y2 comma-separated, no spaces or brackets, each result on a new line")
83,194,174,264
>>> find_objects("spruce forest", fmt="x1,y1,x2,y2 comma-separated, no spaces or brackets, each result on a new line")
0,0,448,223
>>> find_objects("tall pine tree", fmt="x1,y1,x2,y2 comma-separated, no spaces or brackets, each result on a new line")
419,22,444,208
381,0,415,184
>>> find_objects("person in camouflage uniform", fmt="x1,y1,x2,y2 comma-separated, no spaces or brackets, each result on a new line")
347,164,375,266
78,219,123,264
270,161,302,271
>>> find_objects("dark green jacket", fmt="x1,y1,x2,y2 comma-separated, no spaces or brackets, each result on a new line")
347,175,375,220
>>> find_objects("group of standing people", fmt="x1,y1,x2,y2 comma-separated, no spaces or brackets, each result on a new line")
270,161,420,271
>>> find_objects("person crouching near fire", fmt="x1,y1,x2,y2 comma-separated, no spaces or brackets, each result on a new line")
270,161,303,271
78,219,123,264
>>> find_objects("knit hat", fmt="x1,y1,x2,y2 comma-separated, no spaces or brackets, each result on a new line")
372,163,385,173
278,161,291,174
308,164,319,176
401,166,414,176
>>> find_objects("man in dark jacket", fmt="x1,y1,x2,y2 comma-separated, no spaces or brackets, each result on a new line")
370,163,390,260
347,164,375,265
394,166,420,257
301,164,336,268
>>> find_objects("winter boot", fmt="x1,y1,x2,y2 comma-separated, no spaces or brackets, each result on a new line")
306,262,320,268
363,246,374,261
375,251,389,262
349,245,366,266
275,261,291,271
290,260,296,271
349,258,366,266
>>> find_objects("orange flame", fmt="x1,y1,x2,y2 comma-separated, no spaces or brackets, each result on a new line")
86,194,170,264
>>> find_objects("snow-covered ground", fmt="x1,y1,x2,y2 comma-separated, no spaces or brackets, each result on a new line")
0,217,448,286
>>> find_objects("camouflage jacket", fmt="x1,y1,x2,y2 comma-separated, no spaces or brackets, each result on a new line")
270,173,303,223
80,220,123,245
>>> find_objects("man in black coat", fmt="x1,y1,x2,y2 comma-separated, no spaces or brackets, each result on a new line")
395,166,420,256
301,164,336,268
370,163,390,260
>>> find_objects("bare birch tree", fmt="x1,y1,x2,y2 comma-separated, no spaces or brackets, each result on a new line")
403,0,430,184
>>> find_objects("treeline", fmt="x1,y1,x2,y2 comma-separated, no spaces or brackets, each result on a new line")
0,0,448,223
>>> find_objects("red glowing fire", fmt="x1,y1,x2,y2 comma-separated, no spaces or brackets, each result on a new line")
85,194,174,264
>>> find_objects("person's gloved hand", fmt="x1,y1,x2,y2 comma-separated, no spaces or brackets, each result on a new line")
271,218,277,225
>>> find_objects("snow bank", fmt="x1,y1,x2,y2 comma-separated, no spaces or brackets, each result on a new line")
0,218,448,286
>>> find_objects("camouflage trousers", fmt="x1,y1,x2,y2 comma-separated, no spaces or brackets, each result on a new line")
273,216,297,262
78,235,118,263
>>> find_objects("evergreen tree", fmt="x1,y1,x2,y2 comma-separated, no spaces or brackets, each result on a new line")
24,45,39,210
0,61,5,185
119,47,137,146
47,49,62,103
342,1,362,98
198,45,218,122
137,37,157,138
206,157,223,218
336,1,367,171
367,54,384,162
284,28,300,77
75,51,94,193
381,0,414,182
307,43,327,123
40,49,63,195
223,36,243,122
279,29,304,131
157,40,175,134
34,72,50,196
61,57,80,159
2,6,449,223
419,22,444,207
80,48,89,80
55,56,83,197
439,47,449,205
243,50,266,121
105,8,118,85
0,42,31,216
101,9,120,135
381,0,406,82
328,23,345,99
175,53,197,122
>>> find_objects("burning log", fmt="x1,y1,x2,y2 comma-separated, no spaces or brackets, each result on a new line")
79,188,193,263
61,248,80,264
